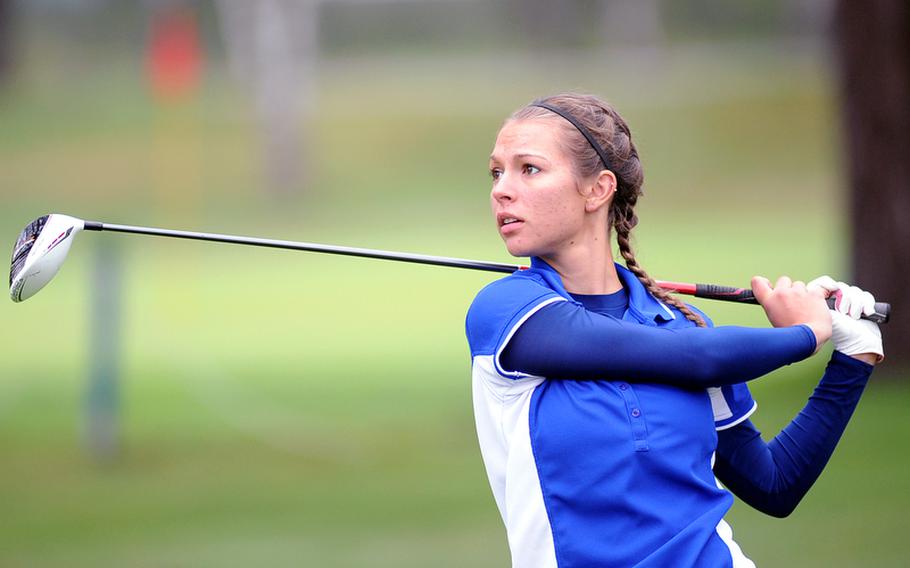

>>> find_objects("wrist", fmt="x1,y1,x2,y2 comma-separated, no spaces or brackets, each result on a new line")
831,349,876,372
823,351,875,389
847,352,879,365
809,323,831,351
795,324,820,356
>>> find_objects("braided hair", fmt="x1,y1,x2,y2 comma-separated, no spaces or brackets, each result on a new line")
510,93,706,327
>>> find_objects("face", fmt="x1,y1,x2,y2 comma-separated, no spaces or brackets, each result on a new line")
489,119,588,258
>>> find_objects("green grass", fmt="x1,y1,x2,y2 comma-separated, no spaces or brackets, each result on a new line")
1,45,908,567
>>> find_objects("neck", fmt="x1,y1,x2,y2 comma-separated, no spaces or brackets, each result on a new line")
541,228,622,295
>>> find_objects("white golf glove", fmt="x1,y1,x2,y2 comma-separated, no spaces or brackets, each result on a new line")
807,276,883,362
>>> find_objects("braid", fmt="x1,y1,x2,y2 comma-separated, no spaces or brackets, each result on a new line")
614,204,706,327
602,105,707,328
605,103,707,327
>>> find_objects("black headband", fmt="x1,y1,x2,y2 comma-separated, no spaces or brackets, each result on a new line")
531,102,612,171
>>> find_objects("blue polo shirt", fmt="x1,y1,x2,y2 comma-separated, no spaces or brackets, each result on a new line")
466,258,814,567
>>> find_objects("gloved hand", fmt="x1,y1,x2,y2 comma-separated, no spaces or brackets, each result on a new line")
807,276,883,362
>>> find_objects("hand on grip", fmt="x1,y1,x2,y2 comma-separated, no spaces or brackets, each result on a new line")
752,275,832,352
807,276,883,363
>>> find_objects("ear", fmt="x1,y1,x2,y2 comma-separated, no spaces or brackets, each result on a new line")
583,170,618,213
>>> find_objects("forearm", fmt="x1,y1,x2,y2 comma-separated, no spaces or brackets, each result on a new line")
713,351,873,517
500,302,816,387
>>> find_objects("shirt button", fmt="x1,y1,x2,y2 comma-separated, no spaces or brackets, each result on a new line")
631,408,641,417
619,383,628,390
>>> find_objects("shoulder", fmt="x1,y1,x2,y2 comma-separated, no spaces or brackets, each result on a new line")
465,271,567,357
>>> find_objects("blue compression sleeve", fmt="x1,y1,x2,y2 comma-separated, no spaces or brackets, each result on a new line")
499,300,816,387
713,351,873,517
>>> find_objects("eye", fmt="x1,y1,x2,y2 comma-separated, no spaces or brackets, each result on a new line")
490,167,503,181
523,164,540,175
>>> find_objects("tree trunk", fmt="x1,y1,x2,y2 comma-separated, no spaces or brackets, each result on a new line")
834,0,910,372
0,0,12,87
216,0,318,201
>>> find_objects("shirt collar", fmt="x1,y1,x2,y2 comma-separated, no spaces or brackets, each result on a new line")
528,256,675,323
614,263,676,322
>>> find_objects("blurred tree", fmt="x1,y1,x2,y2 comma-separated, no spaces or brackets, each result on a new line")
511,0,665,51
216,0,317,202
509,0,589,49
0,0,12,87
601,0,664,47
834,0,910,371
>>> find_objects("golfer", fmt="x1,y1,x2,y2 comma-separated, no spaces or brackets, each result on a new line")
465,93,883,567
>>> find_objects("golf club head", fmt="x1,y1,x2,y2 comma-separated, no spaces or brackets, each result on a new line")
9,214,84,302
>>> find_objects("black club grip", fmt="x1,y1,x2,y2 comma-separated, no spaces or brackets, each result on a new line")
694,284,890,324
694,284,756,303
853,302,891,324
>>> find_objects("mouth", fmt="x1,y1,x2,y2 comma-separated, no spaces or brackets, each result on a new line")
497,214,524,234
497,213,523,227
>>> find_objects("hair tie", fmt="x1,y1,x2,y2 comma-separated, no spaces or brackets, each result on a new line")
531,102,612,171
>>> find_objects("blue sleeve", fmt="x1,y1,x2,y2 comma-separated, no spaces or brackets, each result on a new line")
499,300,817,387
713,351,873,517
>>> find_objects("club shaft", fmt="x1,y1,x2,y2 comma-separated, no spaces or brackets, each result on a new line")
83,221,891,323
85,221,522,274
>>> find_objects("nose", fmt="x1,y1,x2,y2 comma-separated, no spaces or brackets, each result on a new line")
491,175,516,204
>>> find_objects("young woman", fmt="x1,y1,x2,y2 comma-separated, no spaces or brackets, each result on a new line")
465,93,883,567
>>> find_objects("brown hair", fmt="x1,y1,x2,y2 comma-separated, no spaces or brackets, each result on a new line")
510,93,706,327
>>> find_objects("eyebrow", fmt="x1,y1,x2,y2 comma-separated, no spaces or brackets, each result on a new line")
488,152,551,162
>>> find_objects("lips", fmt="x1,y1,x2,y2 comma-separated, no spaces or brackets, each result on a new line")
497,212,523,226
497,213,524,235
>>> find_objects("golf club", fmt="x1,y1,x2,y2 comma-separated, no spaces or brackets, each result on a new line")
9,214,891,323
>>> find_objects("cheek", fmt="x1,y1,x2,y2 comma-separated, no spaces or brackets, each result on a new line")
536,188,581,228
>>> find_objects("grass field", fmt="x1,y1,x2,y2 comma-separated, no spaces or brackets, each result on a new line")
2,44,908,566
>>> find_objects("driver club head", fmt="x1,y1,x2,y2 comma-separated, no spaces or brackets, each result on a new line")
9,214,85,302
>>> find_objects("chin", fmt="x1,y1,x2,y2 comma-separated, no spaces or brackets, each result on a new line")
502,239,535,258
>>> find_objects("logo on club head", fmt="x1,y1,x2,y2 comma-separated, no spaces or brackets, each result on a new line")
46,228,74,253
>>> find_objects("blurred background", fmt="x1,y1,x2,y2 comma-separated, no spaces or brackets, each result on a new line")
1,1,907,566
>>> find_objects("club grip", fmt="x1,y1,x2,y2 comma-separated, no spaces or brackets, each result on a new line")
860,302,891,324
694,284,891,323
694,284,756,303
